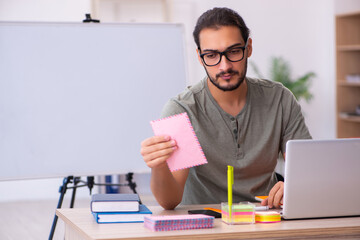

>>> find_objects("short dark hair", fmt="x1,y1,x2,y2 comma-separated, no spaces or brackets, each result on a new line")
193,7,250,50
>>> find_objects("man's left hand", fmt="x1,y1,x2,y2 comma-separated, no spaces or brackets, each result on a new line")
261,181,284,208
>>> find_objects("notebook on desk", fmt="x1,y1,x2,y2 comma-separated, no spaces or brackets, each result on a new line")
282,138,360,220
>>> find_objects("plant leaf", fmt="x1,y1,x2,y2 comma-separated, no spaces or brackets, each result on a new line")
250,56,315,102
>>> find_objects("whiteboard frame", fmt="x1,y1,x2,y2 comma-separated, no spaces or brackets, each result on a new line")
0,21,188,180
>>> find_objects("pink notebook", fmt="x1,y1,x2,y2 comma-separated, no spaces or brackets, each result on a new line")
144,214,214,231
150,112,207,172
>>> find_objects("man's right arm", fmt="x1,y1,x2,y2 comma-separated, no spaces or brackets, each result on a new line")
140,135,189,210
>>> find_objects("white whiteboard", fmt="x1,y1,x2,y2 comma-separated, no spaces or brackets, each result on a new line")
0,22,187,180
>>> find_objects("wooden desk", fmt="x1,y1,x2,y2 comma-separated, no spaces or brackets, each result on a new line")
56,204,360,240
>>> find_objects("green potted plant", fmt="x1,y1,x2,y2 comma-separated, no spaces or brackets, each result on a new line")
250,56,315,103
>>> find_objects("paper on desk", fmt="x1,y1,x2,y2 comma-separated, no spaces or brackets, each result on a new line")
150,112,207,172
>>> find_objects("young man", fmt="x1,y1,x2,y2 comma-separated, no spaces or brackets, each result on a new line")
140,7,311,210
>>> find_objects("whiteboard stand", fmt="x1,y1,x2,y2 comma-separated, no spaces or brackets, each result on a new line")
49,173,140,240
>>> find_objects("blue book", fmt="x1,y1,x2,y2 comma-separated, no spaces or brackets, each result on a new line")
91,193,140,212
92,204,152,223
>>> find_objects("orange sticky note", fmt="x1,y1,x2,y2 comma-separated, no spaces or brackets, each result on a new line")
255,196,268,201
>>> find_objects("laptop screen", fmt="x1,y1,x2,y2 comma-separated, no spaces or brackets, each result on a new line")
282,139,360,219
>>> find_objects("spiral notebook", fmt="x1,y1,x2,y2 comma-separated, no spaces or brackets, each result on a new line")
150,112,207,172
144,214,214,231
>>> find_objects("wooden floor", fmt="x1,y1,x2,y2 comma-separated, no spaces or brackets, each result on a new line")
0,194,158,240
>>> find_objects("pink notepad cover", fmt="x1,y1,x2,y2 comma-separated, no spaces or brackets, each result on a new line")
144,214,214,231
145,214,213,221
150,112,207,172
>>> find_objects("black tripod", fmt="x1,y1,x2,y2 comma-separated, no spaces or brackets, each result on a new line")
49,173,139,240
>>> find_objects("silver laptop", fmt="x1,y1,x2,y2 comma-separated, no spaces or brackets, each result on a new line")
282,138,360,219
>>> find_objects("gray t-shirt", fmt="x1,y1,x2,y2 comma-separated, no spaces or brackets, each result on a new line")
161,77,311,205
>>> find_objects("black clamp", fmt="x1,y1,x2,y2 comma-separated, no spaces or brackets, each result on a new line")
83,14,100,23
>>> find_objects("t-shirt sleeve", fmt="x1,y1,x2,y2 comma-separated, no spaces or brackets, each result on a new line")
281,88,312,154
160,99,187,118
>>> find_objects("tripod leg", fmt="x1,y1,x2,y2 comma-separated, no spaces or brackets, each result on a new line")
70,177,80,208
87,176,95,195
126,172,137,193
49,176,73,240
125,172,142,204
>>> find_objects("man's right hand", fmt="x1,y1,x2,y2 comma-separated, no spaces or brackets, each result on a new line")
140,135,177,169
140,135,187,210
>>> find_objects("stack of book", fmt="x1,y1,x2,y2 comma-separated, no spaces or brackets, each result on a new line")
91,193,152,223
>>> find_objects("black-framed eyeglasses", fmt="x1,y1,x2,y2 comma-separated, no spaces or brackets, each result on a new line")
199,41,248,67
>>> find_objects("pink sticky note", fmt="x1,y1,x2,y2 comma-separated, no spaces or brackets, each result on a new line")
150,112,207,172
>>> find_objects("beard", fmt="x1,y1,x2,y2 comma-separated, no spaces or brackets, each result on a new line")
204,59,248,92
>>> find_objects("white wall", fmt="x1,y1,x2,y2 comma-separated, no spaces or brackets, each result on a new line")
175,0,336,140
0,0,359,201
0,0,90,22
335,0,360,14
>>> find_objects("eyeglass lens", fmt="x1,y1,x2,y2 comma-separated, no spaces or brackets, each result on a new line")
202,47,245,66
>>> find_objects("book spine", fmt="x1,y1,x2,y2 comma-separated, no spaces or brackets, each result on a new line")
92,212,100,223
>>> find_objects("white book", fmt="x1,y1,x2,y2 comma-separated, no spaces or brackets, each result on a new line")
91,193,140,212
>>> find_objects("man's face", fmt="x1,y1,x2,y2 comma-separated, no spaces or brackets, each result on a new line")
197,26,252,92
